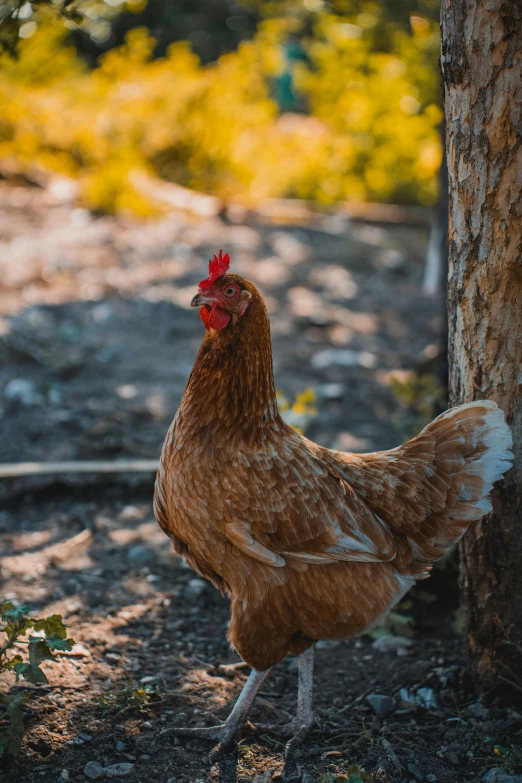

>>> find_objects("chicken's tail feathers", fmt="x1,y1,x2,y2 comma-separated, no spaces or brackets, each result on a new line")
413,400,513,551
327,400,513,575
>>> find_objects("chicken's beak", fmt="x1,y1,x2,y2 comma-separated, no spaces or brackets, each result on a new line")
192,291,218,308
191,292,206,307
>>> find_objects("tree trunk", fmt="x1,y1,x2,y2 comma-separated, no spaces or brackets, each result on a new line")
441,0,522,698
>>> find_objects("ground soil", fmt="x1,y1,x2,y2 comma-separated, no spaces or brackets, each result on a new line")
1,181,520,783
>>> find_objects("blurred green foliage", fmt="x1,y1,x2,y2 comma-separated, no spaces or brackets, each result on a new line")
390,372,447,439
0,0,442,215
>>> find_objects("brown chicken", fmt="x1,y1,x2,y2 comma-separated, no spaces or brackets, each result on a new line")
154,250,513,758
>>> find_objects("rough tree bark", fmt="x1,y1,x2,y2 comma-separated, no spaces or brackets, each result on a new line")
441,0,522,697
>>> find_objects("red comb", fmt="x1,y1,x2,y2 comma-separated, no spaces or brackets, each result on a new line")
198,250,230,290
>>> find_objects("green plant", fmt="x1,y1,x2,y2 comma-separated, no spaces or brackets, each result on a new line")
0,601,74,758
98,680,153,716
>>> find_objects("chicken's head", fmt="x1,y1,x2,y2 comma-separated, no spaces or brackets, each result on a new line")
191,250,252,331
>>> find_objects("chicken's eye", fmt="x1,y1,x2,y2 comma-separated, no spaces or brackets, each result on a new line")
224,286,236,297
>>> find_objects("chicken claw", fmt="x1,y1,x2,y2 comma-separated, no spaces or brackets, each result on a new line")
162,723,242,762
283,719,315,760
256,715,315,760
162,666,271,761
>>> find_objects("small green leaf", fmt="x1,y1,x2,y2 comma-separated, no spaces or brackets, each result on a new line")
29,638,55,665
33,614,69,640
15,639,56,684
44,635,74,652
1,603,30,623
13,662,31,682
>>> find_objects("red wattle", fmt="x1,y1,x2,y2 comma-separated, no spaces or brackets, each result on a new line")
200,307,211,330
208,305,231,330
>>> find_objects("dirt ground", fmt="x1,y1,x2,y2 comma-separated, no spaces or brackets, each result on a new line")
1,181,520,783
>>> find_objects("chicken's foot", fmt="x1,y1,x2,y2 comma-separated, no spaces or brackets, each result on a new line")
256,645,316,758
164,666,271,762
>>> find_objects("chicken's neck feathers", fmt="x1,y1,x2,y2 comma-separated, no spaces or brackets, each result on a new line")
180,286,283,439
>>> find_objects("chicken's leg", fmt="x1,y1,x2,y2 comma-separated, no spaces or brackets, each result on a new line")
256,644,316,756
285,644,315,756
165,665,271,761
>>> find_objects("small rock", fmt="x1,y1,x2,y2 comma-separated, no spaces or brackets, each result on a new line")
105,653,121,664
104,762,135,777
46,692,66,707
372,636,414,654
426,775,437,782
365,693,395,719
119,504,143,521
4,378,41,406
128,545,154,565
115,741,126,752
483,770,522,783
468,701,490,719
184,578,206,597
407,762,424,781
47,387,62,406
59,771,69,782
378,248,406,270
79,732,93,742
83,761,104,780
417,688,437,709
315,640,340,649
399,687,437,710
311,348,377,370
315,383,345,401
139,675,156,684
141,721,153,731
448,752,460,766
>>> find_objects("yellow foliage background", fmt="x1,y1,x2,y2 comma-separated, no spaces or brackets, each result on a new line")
0,4,442,216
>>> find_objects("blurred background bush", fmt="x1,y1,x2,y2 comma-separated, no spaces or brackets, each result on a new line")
0,0,442,216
